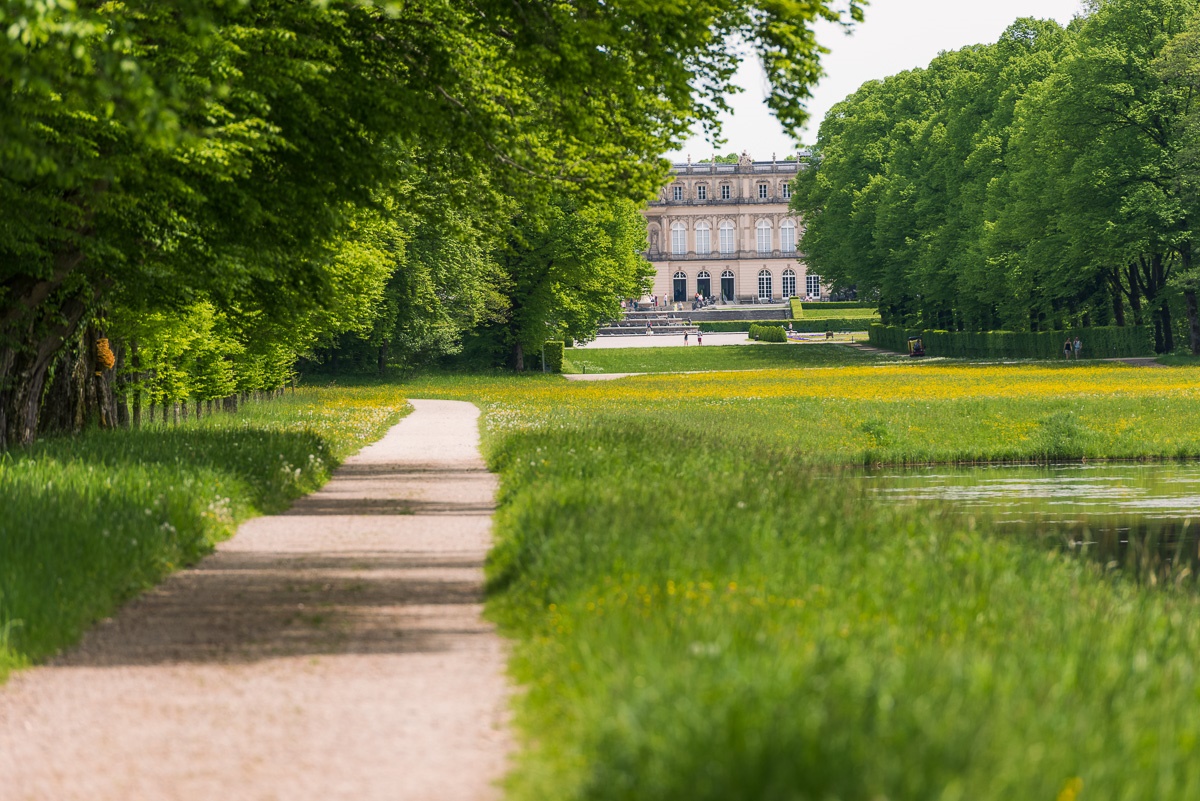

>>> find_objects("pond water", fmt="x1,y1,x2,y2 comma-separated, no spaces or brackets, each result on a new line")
861,462,1200,581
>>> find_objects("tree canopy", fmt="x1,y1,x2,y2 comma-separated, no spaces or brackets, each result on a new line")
793,0,1200,352
1,0,863,447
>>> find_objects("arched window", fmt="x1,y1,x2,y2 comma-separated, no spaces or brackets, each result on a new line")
721,270,735,302
756,220,772,254
806,274,822,298
758,269,773,301
782,269,797,299
780,219,796,253
695,221,711,255
671,222,687,255
673,271,688,303
696,270,711,299
719,220,735,254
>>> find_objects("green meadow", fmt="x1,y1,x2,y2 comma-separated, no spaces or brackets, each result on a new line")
562,343,897,374
9,347,1200,799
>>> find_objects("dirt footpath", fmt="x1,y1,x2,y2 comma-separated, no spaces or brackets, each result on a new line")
0,399,510,801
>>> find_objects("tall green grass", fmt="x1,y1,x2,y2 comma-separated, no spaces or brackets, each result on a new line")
399,364,1200,799
0,386,407,678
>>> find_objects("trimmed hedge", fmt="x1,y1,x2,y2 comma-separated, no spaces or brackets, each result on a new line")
543,340,565,372
749,324,788,343
699,318,874,333
868,325,1155,359
801,301,876,310
789,298,804,319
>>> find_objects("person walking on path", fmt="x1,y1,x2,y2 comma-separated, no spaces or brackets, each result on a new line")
1073,337,1082,360
683,331,689,345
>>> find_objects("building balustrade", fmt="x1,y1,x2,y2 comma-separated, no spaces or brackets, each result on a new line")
647,248,802,262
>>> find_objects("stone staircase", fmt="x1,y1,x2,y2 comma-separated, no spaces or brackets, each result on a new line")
598,304,790,336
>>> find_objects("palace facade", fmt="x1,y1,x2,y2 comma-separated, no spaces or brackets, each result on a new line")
642,152,822,304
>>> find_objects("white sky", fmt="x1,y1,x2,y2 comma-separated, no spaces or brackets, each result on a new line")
666,0,1086,161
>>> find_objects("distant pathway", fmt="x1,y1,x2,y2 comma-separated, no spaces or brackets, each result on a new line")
0,400,509,801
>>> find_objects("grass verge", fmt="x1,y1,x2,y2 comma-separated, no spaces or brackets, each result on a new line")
0,385,407,680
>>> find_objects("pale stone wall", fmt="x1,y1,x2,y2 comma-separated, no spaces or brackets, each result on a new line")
640,152,825,305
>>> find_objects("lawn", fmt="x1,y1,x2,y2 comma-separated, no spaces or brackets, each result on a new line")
0,386,408,678
562,343,897,374
398,361,1200,800
799,306,881,320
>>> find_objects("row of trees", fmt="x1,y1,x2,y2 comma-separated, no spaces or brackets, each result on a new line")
793,0,1200,353
2,0,864,448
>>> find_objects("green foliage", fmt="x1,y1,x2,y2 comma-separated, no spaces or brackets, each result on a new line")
868,324,1156,358
801,301,877,310
748,323,787,342
789,297,804,318
794,5,1200,353
0,385,407,678
542,341,565,373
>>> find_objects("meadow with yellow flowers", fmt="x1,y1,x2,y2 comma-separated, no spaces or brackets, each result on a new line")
403,357,1200,800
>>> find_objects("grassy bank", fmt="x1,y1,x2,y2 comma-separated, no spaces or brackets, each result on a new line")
401,361,1200,799
0,386,407,679
563,343,895,374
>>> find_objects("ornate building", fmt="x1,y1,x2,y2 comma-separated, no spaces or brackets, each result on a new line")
642,152,822,304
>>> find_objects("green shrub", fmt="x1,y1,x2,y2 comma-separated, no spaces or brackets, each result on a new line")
749,324,787,343
868,325,1155,358
543,340,565,372
789,298,804,319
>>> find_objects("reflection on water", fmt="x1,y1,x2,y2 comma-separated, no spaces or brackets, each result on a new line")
862,463,1200,583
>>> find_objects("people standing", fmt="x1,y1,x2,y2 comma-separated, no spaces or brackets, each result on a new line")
1073,337,1082,360
684,331,689,345
697,331,703,346
1063,339,1072,359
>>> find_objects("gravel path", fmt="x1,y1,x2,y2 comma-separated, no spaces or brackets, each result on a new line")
0,399,510,801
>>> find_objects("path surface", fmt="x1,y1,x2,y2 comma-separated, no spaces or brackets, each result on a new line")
0,399,509,801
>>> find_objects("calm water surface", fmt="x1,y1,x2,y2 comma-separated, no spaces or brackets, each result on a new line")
862,462,1200,580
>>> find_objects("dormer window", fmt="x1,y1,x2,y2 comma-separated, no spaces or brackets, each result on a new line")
673,185,684,201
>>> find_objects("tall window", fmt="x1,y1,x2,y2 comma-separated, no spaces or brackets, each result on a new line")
758,270,773,301
697,184,707,200
719,221,735,254
695,222,711,255
720,184,731,200
758,183,768,199
721,270,735,302
782,269,797,298
696,270,711,298
756,220,772,254
782,182,791,199
673,271,688,302
671,222,687,255
806,274,822,297
673,185,683,201
780,219,796,253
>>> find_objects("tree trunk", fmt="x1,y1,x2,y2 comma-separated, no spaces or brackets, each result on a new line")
513,342,525,372
130,340,142,428
1127,263,1143,326
1160,298,1175,354
114,339,129,428
1111,268,1126,326
0,288,94,449
1185,290,1200,356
